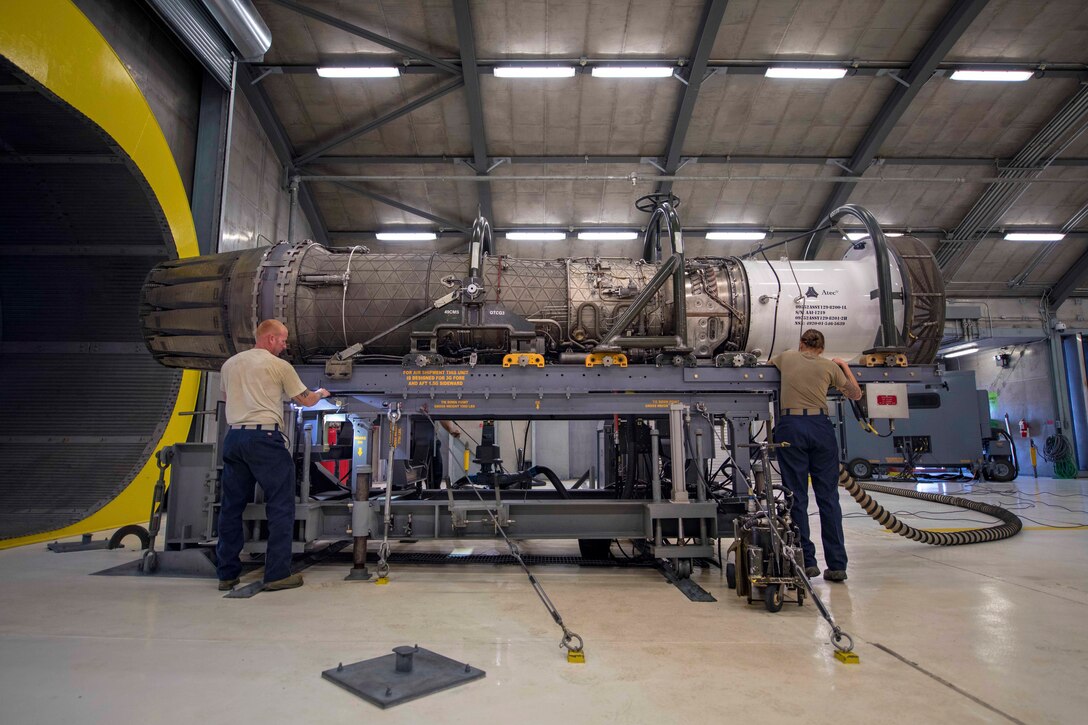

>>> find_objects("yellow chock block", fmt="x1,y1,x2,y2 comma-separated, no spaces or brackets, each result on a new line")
502,353,544,368
585,353,628,368
834,650,860,664
375,576,390,586
567,650,586,664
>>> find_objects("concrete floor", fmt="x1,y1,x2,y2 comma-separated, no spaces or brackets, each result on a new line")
2,477,1086,724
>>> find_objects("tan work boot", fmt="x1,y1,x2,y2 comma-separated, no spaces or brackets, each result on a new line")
218,578,240,591
264,573,304,591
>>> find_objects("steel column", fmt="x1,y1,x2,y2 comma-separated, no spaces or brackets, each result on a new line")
236,63,329,245
452,0,493,222
654,0,729,195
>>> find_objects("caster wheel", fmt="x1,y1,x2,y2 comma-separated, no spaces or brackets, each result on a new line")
673,558,692,579
764,584,784,613
847,458,874,480
725,562,736,589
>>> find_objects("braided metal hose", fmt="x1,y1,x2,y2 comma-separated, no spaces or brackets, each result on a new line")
838,466,1022,545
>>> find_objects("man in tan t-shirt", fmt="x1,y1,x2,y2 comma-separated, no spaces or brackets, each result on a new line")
771,329,862,582
216,319,330,592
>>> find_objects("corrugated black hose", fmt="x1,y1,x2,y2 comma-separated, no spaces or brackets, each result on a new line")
838,465,1023,545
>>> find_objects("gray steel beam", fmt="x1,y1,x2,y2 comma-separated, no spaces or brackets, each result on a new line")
330,180,470,233
938,83,1088,276
296,182,330,246
191,71,229,255
1045,199,1088,307
1046,250,1088,308
265,0,459,74
655,0,729,195
236,63,329,245
247,59,1088,79
308,154,1088,167
803,0,989,259
452,0,493,222
324,227,1086,240
293,78,465,167
1009,198,1088,289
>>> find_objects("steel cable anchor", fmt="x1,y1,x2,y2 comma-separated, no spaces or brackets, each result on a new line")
469,481,586,663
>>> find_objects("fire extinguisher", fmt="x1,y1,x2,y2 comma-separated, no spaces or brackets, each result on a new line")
1019,418,1029,438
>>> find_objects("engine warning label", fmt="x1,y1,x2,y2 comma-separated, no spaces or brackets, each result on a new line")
795,303,849,327
434,399,477,410
403,370,469,387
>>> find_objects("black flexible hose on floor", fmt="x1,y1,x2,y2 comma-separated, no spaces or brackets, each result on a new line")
838,465,1022,545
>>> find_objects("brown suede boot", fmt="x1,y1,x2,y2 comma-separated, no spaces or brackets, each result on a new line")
264,573,304,591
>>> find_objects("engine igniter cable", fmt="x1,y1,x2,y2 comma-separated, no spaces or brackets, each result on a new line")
839,466,1023,545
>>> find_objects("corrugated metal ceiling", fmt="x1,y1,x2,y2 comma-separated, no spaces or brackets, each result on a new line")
247,0,1088,295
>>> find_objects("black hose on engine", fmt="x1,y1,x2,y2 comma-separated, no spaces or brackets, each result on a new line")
838,465,1022,545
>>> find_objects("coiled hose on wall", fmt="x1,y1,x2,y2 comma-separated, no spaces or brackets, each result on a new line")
838,465,1023,545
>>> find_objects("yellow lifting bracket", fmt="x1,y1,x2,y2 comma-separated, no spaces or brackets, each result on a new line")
502,353,545,368
585,353,628,368
567,650,586,664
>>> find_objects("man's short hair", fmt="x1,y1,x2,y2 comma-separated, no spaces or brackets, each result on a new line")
800,329,825,350
255,319,286,339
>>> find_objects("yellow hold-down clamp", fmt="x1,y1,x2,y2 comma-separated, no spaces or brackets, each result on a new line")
502,353,545,368
567,650,586,664
585,353,628,368
834,650,860,664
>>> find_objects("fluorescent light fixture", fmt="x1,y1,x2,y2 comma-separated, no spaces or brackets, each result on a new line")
950,70,1033,82
591,66,674,78
505,231,567,241
375,231,437,242
941,341,979,355
577,231,639,241
316,66,400,78
493,66,576,78
765,67,847,79
885,232,904,237
844,232,869,241
706,231,766,241
943,346,979,359
1004,232,1065,242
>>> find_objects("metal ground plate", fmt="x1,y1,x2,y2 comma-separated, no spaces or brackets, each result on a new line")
322,647,485,708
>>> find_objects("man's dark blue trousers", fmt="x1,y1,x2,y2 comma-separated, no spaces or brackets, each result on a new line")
774,413,848,571
216,428,295,582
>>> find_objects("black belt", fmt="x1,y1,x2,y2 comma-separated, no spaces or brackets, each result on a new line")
781,408,827,416
229,424,280,430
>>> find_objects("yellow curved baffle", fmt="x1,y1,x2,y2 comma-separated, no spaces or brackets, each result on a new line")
0,0,200,549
